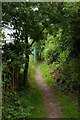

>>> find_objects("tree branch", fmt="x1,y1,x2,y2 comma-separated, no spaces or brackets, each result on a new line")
29,27,45,47
29,39,36,47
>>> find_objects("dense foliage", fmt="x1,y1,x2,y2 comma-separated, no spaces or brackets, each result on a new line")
2,58,46,120
2,2,80,92
43,3,80,93
2,2,45,91
2,2,80,119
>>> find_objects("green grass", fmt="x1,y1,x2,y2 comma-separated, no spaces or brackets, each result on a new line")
3,88,47,120
27,88,47,118
41,62,55,85
28,56,38,88
3,57,47,120
41,61,78,118
17,88,47,118
27,57,47,118
55,87,78,118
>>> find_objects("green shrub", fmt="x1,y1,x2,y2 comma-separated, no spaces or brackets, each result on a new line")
44,34,61,65
43,32,79,94
58,49,69,64
2,91,34,120
59,59,79,93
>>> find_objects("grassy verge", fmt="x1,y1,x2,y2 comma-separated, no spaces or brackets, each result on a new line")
2,57,47,120
41,62,78,118
55,87,78,118
27,56,47,118
41,62,55,85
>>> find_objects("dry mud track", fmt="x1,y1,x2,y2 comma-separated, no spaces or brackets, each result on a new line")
36,63,63,118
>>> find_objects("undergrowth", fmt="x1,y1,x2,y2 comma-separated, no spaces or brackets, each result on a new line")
41,62,78,118
2,56,47,120
41,62,55,85
27,56,47,118
55,87,78,118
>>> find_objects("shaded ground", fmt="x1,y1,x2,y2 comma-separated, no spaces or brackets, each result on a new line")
36,63,63,118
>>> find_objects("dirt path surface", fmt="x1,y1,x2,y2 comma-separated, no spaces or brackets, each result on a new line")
36,63,63,118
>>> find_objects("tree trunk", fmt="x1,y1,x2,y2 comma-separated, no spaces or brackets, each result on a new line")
13,67,15,90
23,54,29,88
23,36,29,88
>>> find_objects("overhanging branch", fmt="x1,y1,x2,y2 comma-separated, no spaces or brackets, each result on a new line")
29,39,36,47
29,27,45,47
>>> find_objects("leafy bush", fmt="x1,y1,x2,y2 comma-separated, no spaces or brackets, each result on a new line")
2,91,35,120
43,28,79,94
58,49,69,64
44,34,61,65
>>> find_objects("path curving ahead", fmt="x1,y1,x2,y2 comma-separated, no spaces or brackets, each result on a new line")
36,63,63,118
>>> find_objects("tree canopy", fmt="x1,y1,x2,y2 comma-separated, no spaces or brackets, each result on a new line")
2,2,80,91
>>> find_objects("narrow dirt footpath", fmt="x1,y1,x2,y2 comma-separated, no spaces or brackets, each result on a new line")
36,63,63,118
